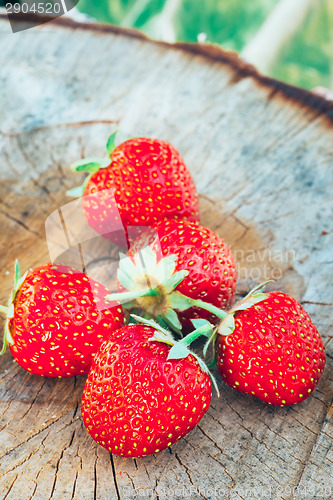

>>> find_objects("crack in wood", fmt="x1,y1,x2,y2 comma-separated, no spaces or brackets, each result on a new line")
29,467,43,500
0,410,76,462
71,470,79,500
1,450,34,476
48,429,76,500
292,401,333,490
174,452,208,500
196,425,236,485
122,471,136,497
0,120,120,138
0,209,43,239
19,379,48,422
301,301,333,307
109,453,120,500
2,474,18,500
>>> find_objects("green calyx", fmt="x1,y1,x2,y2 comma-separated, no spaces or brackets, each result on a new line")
218,280,271,336
0,260,27,355
202,281,271,365
131,314,219,395
66,131,118,198
106,246,228,335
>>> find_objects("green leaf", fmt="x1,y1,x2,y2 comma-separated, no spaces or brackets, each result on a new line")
189,298,228,320
167,342,191,360
14,260,21,285
105,288,153,304
181,323,214,347
191,322,214,339
67,174,93,199
132,250,146,276
169,291,195,311
66,185,85,198
122,300,139,310
1,322,13,355
218,314,235,337
154,254,177,283
164,270,189,293
165,325,220,396
207,350,217,369
12,261,27,301
150,331,175,345
106,131,118,156
157,314,183,337
194,353,220,396
191,318,213,330
6,304,14,319
4,322,13,344
0,333,7,356
169,292,228,320
118,254,143,286
139,246,157,273
234,293,268,312
203,329,218,357
241,281,272,302
70,157,107,172
117,267,137,291
130,314,174,341
161,308,182,331
131,314,176,346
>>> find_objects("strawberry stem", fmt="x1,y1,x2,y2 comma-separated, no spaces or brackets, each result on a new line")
169,291,228,320
68,130,119,198
106,287,157,304
186,298,228,319
178,322,214,347
131,314,220,395
203,327,218,357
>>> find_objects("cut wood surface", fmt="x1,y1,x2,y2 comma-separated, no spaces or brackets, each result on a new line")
0,13,333,500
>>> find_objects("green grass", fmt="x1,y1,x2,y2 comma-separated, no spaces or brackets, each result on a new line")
77,0,332,91
271,0,333,90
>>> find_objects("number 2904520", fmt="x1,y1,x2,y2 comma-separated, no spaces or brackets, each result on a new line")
6,2,63,14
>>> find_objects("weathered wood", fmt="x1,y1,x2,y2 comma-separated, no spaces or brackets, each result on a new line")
0,13,332,500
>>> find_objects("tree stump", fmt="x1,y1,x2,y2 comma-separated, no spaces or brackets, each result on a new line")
0,13,332,500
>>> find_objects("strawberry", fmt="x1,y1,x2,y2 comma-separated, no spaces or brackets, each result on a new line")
107,219,237,333
81,319,213,457
68,132,200,247
0,262,124,377
215,289,326,406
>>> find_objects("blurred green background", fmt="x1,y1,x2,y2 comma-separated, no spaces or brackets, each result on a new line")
77,0,332,91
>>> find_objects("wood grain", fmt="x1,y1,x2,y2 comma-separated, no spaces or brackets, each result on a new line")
0,13,332,500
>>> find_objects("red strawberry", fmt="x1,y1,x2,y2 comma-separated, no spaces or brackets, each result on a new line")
108,219,237,332
216,291,326,406
68,133,200,247
81,322,212,457
0,262,124,377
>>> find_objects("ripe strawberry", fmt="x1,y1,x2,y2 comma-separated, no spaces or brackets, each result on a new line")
68,133,200,246
109,219,237,332
216,291,326,406
0,262,124,377
81,321,212,457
